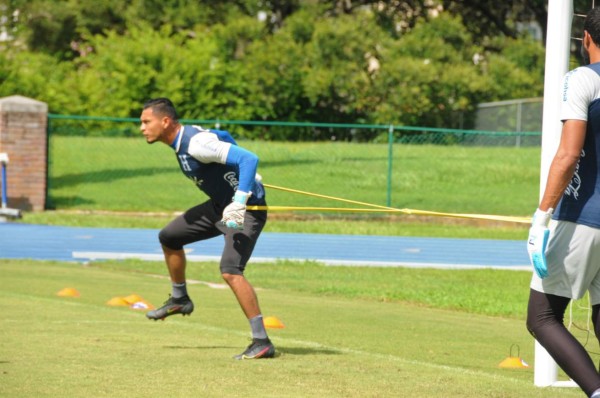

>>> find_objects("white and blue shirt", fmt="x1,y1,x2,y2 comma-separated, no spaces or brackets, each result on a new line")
170,125,265,209
554,63,600,227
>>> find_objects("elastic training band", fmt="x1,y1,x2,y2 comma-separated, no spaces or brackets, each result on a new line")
246,183,531,224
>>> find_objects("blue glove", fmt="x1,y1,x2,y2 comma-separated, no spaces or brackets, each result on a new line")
527,208,553,279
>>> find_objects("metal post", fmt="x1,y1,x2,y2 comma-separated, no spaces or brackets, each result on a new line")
0,153,8,208
516,101,522,148
0,152,21,221
387,125,394,207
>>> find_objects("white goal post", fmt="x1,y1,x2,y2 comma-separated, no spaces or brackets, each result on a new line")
535,0,580,388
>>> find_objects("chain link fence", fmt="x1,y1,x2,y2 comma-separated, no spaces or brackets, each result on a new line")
46,112,541,214
475,98,542,147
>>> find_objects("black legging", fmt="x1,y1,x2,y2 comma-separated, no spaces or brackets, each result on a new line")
527,288,600,396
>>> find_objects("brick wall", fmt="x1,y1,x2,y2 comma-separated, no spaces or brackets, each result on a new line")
0,95,48,211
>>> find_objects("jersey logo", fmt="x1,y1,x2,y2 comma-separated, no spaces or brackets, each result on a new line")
564,149,584,200
178,154,192,172
187,175,203,187
224,171,239,190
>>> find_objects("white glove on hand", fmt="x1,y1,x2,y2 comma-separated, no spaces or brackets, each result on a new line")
222,191,250,230
527,208,553,279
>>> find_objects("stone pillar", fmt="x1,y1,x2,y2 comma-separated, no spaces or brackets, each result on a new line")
0,95,48,211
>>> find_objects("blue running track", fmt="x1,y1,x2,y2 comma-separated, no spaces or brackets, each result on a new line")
0,223,530,270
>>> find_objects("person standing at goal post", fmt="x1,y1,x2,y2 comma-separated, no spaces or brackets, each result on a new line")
526,8,600,397
139,97,275,360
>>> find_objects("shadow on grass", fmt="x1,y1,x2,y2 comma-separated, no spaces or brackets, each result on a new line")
259,156,387,170
259,159,318,168
163,345,341,356
51,167,177,188
276,346,341,356
47,195,96,208
163,345,235,350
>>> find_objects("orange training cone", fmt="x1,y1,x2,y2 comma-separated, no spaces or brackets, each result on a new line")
57,287,80,297
263,316,285,329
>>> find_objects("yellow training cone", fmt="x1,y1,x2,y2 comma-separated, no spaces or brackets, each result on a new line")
123,294,144,304
498,356,529,369
106,296,129,306
263,316,285,329
57,287,80,297
498,344,529,368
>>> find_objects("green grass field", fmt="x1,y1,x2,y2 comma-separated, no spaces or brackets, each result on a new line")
1,259,592,397
6,137,584,396
47,136,541,215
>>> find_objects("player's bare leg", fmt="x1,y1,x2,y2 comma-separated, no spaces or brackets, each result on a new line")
221,273,261,318
163,246,186,284
146,246,194,320
223,273,275,359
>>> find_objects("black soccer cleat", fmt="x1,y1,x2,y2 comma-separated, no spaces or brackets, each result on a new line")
146,295,194,321
234,338,275,360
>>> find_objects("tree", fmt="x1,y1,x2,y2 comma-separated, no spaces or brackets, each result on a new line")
0,1,548,139
0,0,262,59
370,13,490,129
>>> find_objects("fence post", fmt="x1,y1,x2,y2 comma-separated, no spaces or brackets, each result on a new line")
516,101,522,148
387,125,394,207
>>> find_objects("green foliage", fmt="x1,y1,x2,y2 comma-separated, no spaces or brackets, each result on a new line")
301,12,387,128
122,0,239,31
0,2,547,140
396,13,474,63
0,51,72,107
53,20,266,120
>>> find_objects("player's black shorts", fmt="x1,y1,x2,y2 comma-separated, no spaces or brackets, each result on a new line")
158,199,267,275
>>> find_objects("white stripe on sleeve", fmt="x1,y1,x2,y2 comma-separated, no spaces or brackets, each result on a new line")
188,131,231,164
561,67,600,122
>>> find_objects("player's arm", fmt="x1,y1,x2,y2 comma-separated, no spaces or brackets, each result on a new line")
528,68,591,279
539,120,586,211
541,67,596,209
528,119,586,278
220,145,259,229
188,132,258,229
188,132,258,192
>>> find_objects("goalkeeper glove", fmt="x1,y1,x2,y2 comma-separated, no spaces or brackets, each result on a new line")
527,208,554,279
222,191,250,230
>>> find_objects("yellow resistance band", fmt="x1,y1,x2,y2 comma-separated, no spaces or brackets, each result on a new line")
245,183,531,225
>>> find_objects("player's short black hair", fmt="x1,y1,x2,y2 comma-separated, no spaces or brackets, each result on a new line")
584,8,600,45
143,98,179,121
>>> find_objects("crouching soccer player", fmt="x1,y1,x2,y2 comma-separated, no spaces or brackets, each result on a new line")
139,97,274,360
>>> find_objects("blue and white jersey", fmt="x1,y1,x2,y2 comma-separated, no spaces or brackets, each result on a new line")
554,63,600,227
170,125,265,209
